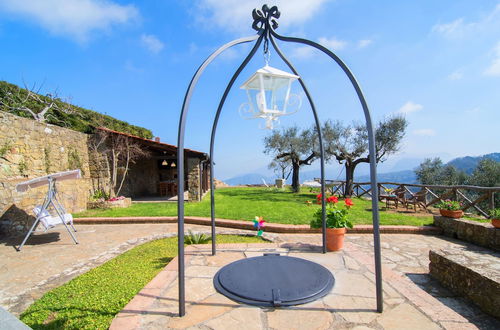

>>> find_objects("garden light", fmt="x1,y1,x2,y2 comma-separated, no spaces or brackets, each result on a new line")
239,65,301,129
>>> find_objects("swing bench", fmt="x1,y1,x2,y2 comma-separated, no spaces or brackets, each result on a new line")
15,169,81,251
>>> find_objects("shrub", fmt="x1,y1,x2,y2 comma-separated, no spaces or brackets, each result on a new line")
184,230,211,245
489,208,500,219
435,200,461,211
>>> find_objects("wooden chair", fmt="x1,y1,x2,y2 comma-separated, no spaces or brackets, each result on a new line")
380,187,407,209
406,190,427,212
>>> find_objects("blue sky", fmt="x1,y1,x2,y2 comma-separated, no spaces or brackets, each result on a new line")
1,0,499,180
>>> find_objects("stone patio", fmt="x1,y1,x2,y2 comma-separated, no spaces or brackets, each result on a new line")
1,224,499,329
111,238,500,329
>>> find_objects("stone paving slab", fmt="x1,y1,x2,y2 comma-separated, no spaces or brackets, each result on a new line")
1,224,499,329
111,241,499,329
0,223,245,314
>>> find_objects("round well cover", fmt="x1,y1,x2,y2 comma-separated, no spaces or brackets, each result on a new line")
213,254,334,307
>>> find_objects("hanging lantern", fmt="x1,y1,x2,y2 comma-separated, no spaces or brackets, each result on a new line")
239,65,301,129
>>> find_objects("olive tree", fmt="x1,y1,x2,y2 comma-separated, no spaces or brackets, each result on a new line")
322,115,408,196
264,126,320,192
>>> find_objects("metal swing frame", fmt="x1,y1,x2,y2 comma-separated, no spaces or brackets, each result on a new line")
17,176,79,252
177,5,383,316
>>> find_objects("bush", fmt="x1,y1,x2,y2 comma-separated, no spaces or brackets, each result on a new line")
435,200,461,211
489,208,500,219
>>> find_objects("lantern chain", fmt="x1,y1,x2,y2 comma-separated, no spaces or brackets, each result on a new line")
263,36,271,66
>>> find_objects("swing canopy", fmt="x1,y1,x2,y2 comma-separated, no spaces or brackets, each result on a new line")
16,169,81,192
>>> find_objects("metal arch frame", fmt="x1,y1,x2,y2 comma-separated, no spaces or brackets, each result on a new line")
269,28,383,313
177,5,383,317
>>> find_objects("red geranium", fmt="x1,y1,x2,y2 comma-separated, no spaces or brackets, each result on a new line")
327,196,338,204
345,198,354,208
316,193,322,202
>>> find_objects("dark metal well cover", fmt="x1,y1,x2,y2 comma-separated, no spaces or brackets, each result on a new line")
213,254,334,307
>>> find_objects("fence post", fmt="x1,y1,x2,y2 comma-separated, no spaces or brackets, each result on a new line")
489,191,495,214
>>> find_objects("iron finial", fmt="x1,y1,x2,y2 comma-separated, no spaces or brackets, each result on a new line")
252,5,280,32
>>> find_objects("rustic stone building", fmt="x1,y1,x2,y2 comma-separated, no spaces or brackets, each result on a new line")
0,112,210,236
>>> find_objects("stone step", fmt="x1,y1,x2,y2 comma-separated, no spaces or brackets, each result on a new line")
429,247,500,319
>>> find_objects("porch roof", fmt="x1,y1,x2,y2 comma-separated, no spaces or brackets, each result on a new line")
96,127,207,159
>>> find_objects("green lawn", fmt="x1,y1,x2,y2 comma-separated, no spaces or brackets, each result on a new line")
20,235,265,330
76,187,434,226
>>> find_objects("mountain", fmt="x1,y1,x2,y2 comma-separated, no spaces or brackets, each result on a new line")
225,173,274,186
224,153,499,186
447,153,500,174
225,169,417,186
356,170,417,183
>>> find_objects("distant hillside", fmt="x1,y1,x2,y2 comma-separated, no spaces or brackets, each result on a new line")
356,170,417,183
225,169,417,186
0,81,152,138
447,153,500,174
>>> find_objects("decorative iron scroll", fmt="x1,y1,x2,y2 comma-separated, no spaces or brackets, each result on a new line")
252,4,280,31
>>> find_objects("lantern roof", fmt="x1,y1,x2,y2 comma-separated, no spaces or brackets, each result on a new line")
240,65,300,90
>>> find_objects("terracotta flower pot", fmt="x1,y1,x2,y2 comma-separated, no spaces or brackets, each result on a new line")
326,227,346,251
439,209,463,218
492,219,500,229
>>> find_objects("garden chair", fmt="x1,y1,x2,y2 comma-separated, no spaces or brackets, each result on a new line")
380,186,407,209
406,189,428,212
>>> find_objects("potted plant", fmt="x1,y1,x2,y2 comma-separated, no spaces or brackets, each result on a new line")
435,200,463,218
310,195,354,251
489,208,500,228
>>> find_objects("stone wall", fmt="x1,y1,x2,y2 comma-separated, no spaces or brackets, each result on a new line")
433,216,500,251
187,158,201,201
120,158,159,197
0,112,92,236
429,248,500,319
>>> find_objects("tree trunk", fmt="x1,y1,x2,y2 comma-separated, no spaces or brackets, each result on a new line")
344,161,355,197
291,161,300,193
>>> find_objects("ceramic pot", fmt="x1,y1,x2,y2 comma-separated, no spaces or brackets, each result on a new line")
326,227,346,251
439,209,463,218
492,218,500,229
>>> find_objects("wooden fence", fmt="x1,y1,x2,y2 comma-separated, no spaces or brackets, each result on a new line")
314,179,499,218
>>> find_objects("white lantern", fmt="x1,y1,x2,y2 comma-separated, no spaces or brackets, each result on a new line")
239,65,301,129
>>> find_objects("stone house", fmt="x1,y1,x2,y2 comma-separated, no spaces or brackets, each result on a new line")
0,112,210,236
92,127,210,201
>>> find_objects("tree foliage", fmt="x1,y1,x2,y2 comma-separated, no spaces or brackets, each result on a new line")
264,115,407,195
323,115,408,196
468,159,500,187
264,126,321,192
0,81,152,138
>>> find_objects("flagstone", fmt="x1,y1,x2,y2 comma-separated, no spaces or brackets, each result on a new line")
266,301,333,330
204,306,263,330
376,303,441,330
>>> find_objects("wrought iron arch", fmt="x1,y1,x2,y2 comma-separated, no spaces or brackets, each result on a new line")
177,4,383,316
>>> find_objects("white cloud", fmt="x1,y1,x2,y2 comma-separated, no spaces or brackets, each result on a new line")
465,107,480,114
291,36,346,59
432,4,500,39
432,18,466,37
141,34,164,54
397,101,423,115
124,60,143,73
290,45,315,59
0,0,139,42
193,0,330,32
484,42,500,76
448,70,463,80
357,39,372,48
318,37,346,51
413,129,435,136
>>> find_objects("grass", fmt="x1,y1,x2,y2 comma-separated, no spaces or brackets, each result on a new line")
76,187,434,226
20,234,265,330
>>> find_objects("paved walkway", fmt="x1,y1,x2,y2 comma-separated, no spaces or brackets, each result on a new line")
1,224,499,329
